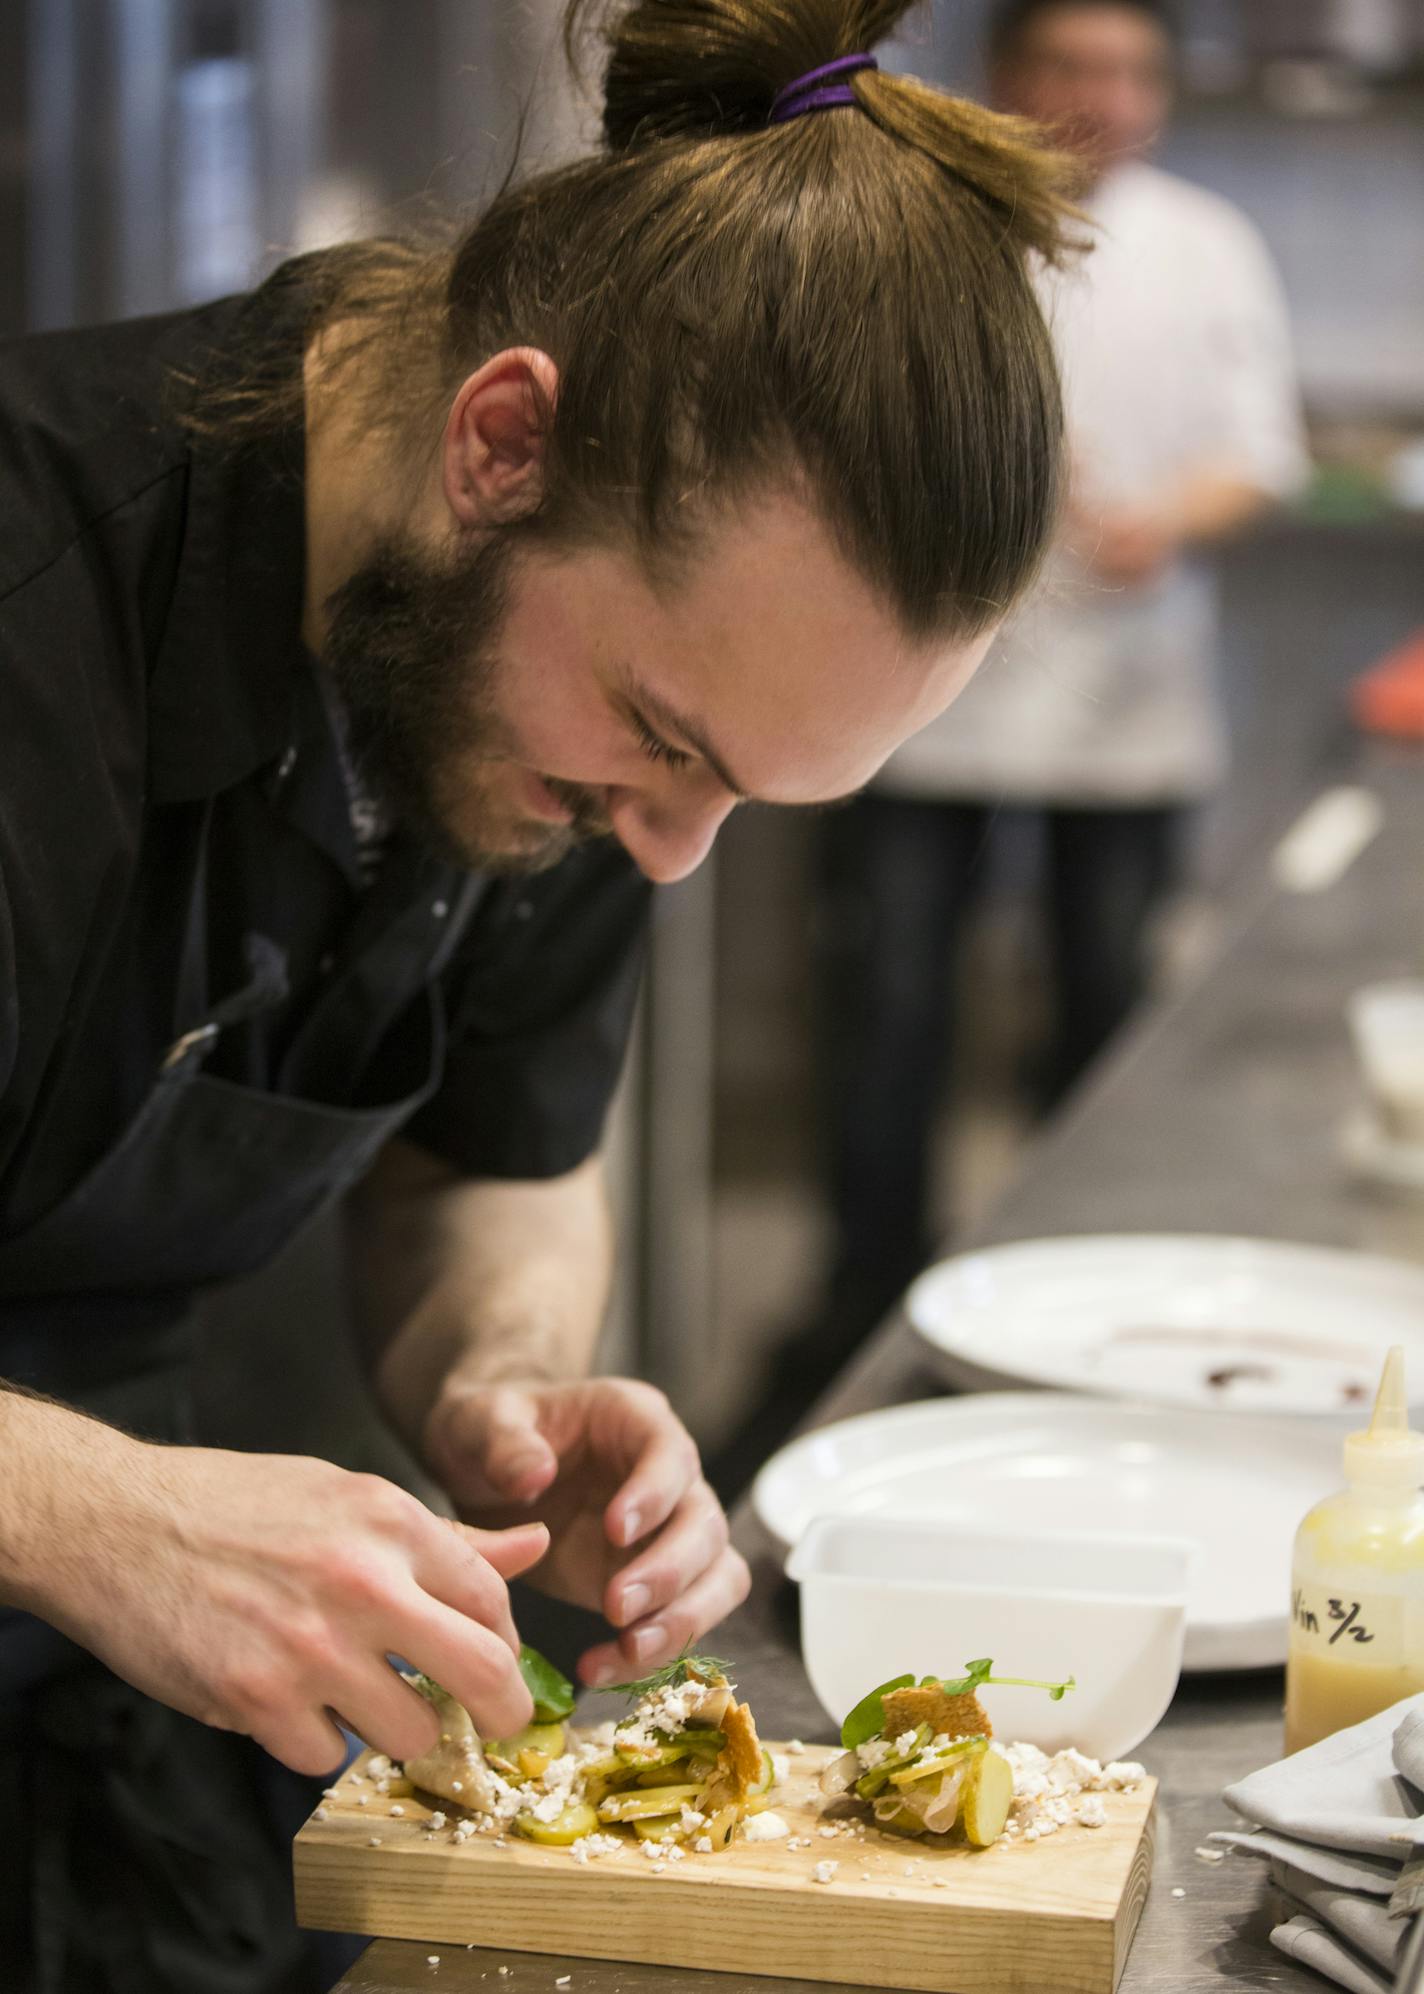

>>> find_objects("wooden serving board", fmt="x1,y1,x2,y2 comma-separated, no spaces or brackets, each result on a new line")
294,1744,1157,1994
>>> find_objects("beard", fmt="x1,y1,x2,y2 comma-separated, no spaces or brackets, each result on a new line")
320,527,612,876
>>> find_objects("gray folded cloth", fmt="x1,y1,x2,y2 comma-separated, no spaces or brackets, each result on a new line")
1213,1693,1424,1994
1210,1828,1400,1896
1272,1860,1406,1973
1271,1913,1393,1994
1223,1695,1424,1860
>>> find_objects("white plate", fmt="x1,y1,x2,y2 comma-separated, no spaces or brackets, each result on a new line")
753,1392,1344,1671
905,1234,1424,1414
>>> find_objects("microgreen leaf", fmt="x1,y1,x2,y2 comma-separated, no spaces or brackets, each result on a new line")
519,1645,575,1722
937,1659,1076,1701
602,1650,735,1701
840,1675,916,1750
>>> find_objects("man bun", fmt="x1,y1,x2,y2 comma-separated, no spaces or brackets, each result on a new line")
565,0,1084,264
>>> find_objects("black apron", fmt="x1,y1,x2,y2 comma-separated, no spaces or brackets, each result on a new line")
0,803,485,1994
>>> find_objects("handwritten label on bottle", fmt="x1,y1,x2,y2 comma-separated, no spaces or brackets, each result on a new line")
1291,1586,1402,1658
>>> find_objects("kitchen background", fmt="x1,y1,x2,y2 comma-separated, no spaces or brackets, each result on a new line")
3,0,1420,1476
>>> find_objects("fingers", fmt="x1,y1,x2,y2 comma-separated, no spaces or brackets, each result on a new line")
248,1704,350,1781
601,1395,702,1552
440,1386,560,1506
604,1480,728,1630
458,1519,550,1583
406,1599,535,1739
578,1545,752,1689
411,1514,531,1657
323,1660,443,1767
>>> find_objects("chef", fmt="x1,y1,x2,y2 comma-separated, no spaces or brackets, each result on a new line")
0,0,1081,1986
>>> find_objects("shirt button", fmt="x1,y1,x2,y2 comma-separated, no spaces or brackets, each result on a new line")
515,901,533,921
432,899,450,920
318,952,334,974
277,745,297,782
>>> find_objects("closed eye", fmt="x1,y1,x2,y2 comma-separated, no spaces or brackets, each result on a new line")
630,711,695,772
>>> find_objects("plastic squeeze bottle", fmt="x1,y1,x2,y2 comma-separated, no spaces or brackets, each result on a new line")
1284,1345,1424,1754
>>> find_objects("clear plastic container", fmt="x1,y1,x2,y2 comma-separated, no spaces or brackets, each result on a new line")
1284,1345,1424,1754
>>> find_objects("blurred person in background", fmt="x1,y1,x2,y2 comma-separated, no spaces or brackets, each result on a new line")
798,0,1309,1384
0,3,1087,1988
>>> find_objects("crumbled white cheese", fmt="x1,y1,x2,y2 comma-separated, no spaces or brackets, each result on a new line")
770,1753,791,1784
811,1859,839,1884
693,1836,713,1854
570,1832,625,1863
368,1836,382,1847
616,1677,729,1752
1000,1741,1145,1837
742,1811,790,1842
313,1807,327,1823
390,1805,404,1817
429,1812,446,1830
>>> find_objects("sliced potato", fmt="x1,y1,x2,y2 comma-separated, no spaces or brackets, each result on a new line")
598,1783,706,1823
960,1749,1014,1848
631,1815,686,1844
513,1801,601,1847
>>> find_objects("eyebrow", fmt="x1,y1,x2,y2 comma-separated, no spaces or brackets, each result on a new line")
623,674,753,801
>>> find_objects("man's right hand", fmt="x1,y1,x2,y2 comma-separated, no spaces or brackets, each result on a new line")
0,1390,544,1776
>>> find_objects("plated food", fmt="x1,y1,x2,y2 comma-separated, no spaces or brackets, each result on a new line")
818,1660,1075,1847
399,1649,776,1858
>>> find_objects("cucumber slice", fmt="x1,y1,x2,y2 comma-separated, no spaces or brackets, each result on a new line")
636,1764,704,1788
513,1801,600,1847
960,1749,1015,1848
888,1737,988,1788
598,1783,706,1823
614,1729,725,1767
487,1721,566,1762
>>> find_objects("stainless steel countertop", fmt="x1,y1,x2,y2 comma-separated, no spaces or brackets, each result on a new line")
336,741,1424,1994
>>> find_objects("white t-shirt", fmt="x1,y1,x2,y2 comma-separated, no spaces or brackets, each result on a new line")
880,160,1309,805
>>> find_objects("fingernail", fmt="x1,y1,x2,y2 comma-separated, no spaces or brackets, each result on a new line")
630,1623,666,1663
587,1661,623,1689
621,1507,642,1547
619,1583,651,1625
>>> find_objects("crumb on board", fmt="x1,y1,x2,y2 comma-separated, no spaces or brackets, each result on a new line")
1172,1888,1186,1899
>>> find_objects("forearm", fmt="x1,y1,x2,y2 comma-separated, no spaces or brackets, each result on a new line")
347,1140,614,1458
0,1383,145,1624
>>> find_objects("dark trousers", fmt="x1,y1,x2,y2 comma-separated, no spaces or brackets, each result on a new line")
813,793,1181,1344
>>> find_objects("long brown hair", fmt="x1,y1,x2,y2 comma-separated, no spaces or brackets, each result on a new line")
196,0,1084,638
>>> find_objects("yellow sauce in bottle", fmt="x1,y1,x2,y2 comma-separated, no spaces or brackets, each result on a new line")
1284,1346,1424,1755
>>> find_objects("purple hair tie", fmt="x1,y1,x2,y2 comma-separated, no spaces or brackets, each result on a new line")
769,52,879,125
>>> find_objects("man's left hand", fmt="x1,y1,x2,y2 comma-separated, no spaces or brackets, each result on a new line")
422,1376,750,1687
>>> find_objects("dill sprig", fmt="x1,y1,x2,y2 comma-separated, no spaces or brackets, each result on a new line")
602,1651,735,1701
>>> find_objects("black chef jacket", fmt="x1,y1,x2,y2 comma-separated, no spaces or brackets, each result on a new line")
0,266,651,1314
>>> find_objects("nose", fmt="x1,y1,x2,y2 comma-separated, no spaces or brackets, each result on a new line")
605,784,738,884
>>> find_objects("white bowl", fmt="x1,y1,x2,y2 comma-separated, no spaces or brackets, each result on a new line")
787,1514,1192,1764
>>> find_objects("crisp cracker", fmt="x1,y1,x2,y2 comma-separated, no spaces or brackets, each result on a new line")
882,1685,992,1743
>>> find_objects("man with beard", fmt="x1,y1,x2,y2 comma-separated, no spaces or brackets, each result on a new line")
0,1,1080,1988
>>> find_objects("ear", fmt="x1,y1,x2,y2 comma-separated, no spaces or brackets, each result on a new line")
442,347,559,529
